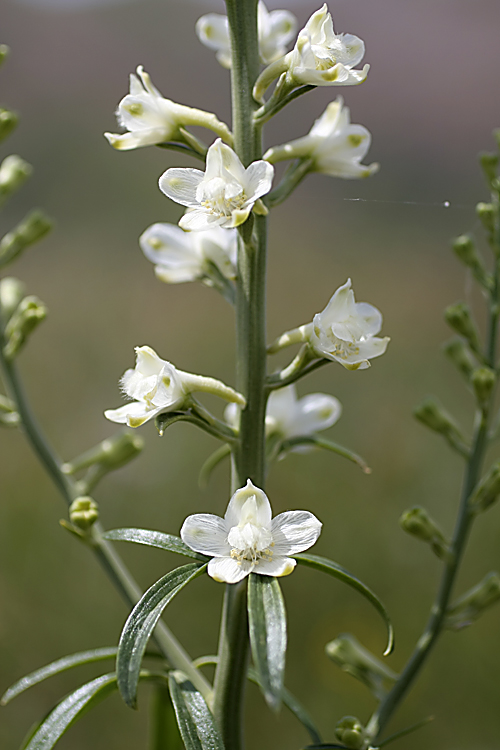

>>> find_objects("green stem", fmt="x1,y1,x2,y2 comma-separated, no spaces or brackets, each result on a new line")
212,2,265,747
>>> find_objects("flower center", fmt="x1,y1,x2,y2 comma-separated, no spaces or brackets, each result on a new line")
199,177,246,218
227,523,274,566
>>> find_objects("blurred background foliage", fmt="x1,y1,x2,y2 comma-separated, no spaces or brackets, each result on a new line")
1,0,500,748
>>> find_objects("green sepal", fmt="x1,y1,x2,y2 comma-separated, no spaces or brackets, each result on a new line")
168,671,224,750
247,574,287,711
117,563,207,708
103,527,209,562
293,553,394,655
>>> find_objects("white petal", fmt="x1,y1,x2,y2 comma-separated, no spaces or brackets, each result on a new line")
294,393,342,435
244,160,274,201
224,479,272,529
180,513,230,556
255,556,296,577
140,223,195,264
104,401,155,428
179,209,226,232
155,265,202,284
317,279,353,326
271,511,322,555
354,302,383,336
134,346,165,377
196,14,231,67
159,168,204,207
208,556,251,583
104,128,169,151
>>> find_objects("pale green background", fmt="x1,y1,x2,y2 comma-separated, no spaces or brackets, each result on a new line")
1,0,499,748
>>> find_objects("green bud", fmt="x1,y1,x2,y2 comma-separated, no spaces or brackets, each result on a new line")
446,571,500,629
0,209,53,267
479,152,499,186
0,45,9,67
325,633,397,700
3,295,47,359
63,431,144,475
414,398,462,439
442,338,475,380
399,506,450,560
335,716,366,750
444,302,481,351
69,496,99,530
452,235,491,288
0,277,26,321
0,108,18,143
471,367,496,405
0,155,32,206
476,202,496,235
0,393,20,428
470,460,500,512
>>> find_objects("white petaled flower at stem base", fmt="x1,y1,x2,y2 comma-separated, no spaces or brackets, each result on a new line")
140,224,237,284
196,1,297,69
104,346,245,428
264,97,379,179
181,479,322,583
159,138,274,231
103,66,231,151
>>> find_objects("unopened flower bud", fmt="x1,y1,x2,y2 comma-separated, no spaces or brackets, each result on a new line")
0,155,32,206
470,460,500,512
3,295,47,359
476,202,496,235
69,497,99,530
444,302,481,351
0,209,53,267
446,571,500,629
0,393,20,427
0,108,18,143
452,235,491,287
0,277,26,321
335,716,367,750
63,431,144,475
442,338,475,381
399,506,450,560
0,45,9,68
479,152,499,186
471,367,496,405
325,633,397,699
413,398,464,443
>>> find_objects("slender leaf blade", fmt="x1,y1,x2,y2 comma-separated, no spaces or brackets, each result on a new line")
247,573,287,711
294,553,394,655
168,670,224,750
103,528,208,562
1,647,117,705
117,563,207,708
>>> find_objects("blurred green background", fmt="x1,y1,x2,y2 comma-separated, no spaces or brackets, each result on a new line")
1,0,500,747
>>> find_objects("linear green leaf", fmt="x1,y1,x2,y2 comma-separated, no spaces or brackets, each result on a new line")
168,670,224,750
247,574,287,711
22,671,163,750
117,563,207,709
294,554,394,656
103,528,209,562
280,436,371,474
1,647,117,705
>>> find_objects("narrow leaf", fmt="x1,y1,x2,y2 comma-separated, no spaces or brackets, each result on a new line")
247,574,287,711
117,563,207,708
377,715,434,747
198,444,231,489
294,554,394,656
1,647,117,705
103,528,208,562
150,683,184,750
280,436,371,474
168,670,224,750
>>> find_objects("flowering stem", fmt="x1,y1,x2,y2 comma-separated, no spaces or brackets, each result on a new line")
212,1,265,746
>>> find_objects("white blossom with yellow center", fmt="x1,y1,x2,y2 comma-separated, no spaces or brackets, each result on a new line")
181,479,322,583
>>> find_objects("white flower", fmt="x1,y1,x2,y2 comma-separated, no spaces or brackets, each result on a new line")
159,138,274,231
104,346,245,428
140,224,237,284
264,97,378,179
181,479,322,583
285,4,369,87
196,1,297,69
104,66,231,151
309,279,389,370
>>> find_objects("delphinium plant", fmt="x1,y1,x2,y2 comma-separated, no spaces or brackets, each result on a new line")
1,3,499,749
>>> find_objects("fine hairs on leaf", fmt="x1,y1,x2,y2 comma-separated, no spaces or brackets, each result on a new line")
168,671,225,750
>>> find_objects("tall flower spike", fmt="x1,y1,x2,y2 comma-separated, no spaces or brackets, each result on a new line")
196,1,297,69
104,66,232,151
181,479,322,583
264,97,379,179
140,224,237,285
159,138,274,231
104,346,245,428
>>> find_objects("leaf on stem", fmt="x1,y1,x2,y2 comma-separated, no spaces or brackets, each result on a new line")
280,436,371,474
247,573,287,711
198,444,232,489
103,528,209,562
293,554,394,656
168,670,224,750
117,563,207,708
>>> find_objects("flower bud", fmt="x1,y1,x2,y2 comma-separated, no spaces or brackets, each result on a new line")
69,497,99,530
0,209,53,267
399,507,450,560
471,367,496,405
0,277,26,321
325,633,397,699
444,302,481,351
452,235,491,288
0,393,20,427
3,295,47,359
0,155,32,206
0,45,9,68
442,338,475,381
476,202,496,235
469,460,500,512
63,431,144,475
335,716,367,750
479,152,499,186
445,571,500,629
413,398,464,444
0,108,18,143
